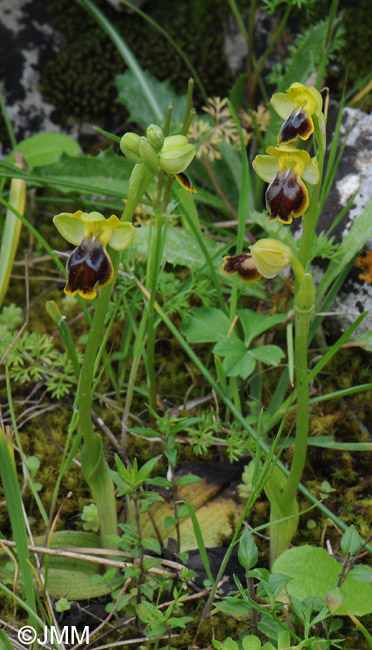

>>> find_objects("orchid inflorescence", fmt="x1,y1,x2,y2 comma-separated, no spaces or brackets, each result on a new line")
223,82,324,284
54,124,196,300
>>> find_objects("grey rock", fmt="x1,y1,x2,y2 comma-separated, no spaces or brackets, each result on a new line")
0,0,79,154
316,106,372,333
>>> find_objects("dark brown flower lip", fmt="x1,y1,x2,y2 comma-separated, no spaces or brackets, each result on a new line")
175,171,197,194
65,236,113,298
222,254,261,283
278,108,313,144
265,168,307,224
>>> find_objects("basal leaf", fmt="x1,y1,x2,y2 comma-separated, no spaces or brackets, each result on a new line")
116,69,187,129
131,225,224,273
34,147,133,197
9,132,81,169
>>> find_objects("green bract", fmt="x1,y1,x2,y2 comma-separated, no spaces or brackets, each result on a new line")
158,135,196,174
146,123,164,153
120,132,142,163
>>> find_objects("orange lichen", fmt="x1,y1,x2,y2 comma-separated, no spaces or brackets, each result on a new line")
355,250,372,284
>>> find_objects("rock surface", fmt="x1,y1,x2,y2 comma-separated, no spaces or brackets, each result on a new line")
0,0,80,153
318,107,372,333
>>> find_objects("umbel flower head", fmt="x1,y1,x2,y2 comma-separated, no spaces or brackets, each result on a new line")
271,82,323,145
53,211,136,299
253,144,319,224
222,238,293,283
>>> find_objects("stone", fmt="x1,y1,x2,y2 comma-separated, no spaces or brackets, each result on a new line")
317,106,372,333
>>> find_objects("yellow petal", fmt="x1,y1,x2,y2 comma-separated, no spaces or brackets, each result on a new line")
106,216,136,251
252,154,279,183
53,211,86,246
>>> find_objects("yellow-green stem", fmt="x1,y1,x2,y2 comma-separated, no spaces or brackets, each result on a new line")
78,252,119,548
279,274,314,515
146,208,167,411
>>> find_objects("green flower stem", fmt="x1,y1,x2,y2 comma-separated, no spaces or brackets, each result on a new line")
279,273,314,515
122,164,155,222
78,251,119,548
298,115,326,270
146,208,167,411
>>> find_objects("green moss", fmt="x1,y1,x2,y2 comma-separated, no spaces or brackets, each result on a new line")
42,0,232,123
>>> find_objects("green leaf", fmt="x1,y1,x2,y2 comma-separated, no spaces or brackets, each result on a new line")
317,201,372,304
142,537,161,555
222,352,256,379
238,309,288,346
250,345,285,366
177,474,202,486
241,635,261,650
248,211,297,249
147,477,172,488
213,339,257,379
272,545,372,616
265,466,299,564
212,637,239,650
238,529,259,570
213,598,251,618
348,330,372,352
35,147,132,196
9,132,81,169
164,516,178,528
277,21,329,93
137,455,162,482
341,525,363,556
350,565,372,583
116,69,187,130
132,226,224,274
213,338,246,357
168,615,193,628
181,308,233,343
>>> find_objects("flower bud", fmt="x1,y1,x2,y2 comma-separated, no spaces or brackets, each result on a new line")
294,272,315,313
250,238,292,278
120,132,142,163
138,136,159,174
146,124,164,153
158,135,195,175
127,162,148,202
46,300,63,325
